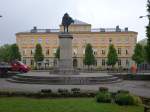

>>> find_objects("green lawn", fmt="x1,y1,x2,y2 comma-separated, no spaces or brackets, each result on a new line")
0,97,143,112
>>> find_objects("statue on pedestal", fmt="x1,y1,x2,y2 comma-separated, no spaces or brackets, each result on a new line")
62,13,74,33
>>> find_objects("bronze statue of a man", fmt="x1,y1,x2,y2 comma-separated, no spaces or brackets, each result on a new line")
62,13,74,33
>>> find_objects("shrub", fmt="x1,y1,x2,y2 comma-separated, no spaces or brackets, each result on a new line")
133,95,142,106
57,89,69,96
115,93,142,105
58,89,68,93
71,88,80,94
117,90,129,94
96,91,112,103
99,87,108,92
41,89,52,93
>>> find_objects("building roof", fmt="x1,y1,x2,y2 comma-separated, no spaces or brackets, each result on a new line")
72,19,89,25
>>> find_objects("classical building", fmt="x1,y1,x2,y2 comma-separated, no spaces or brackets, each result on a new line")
16,20,137,69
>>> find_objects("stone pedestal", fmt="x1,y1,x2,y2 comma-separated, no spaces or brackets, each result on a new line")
59,33,73,70
57,33,79,75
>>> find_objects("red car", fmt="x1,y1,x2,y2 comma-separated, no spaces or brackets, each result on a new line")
11,61,30,73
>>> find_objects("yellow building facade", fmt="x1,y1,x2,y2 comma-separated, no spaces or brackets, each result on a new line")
16,20,137,69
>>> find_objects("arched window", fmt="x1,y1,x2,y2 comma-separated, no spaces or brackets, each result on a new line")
73,59,78,68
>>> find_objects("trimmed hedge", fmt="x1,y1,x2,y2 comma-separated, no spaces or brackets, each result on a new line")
0,88,143,106
41,89,52,93
117,90,129,94
115,92,142,106
96,91,112,103
99,87,108,92
71,88,80,94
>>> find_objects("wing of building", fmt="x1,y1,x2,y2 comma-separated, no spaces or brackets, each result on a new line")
16,19,137,69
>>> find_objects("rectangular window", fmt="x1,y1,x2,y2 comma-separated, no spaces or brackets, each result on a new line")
109,38,112,43
23,59,26,64
93,49,97,55
45,59,49,65
46,49,49,55
31,49,35,55
118,48,121,55
31,50,33,55
102,59,105,66
38,38,42,43
73,48,77,56
31,60,34,65
126,50,128,55
53,48,57,55
31,38,34,44
23,49,27,56
46,38,49,44
102,50,105,55
94,51,97,55
118,59,121,66
83,48,85,55
126,60,129,66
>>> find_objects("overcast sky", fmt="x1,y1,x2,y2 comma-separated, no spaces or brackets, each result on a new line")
0,0,148,45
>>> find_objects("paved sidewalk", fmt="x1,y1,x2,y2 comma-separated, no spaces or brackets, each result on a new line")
0,78,150,98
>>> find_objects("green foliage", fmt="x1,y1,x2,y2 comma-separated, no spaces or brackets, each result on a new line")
57,88,69,96
34,44,44,62
96,91,112,103
83,43,96,67
55,47,60,59
9,44,21,61
145,44,150,64
0,44,21,62
117,90,129,94
0,44,11,62
99,87,109,92
115,93,142,106
132,43,144,65
41,89,52,93
71,88,81,94
146,0,150,63
107,44,118,67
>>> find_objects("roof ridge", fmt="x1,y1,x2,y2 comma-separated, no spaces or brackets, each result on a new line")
72,19,89,25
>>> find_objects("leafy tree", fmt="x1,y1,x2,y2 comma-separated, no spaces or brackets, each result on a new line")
83,43,95,69
0,44,11,62
107,44,118,67
55,47,60,59
9,44,21,61
34,44,44,63
132,43,144,65
145,0,150,63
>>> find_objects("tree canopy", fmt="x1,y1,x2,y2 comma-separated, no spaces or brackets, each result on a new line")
34,44,44,63
9,44,21,61
0,44,21,62
107,44,118,67
132,43,144,65
83,43,95,67
0,44,11,62
55,47,60,59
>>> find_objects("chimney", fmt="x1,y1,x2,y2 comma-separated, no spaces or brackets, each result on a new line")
116,25,121,32
125,27,128,32
31,26,37,33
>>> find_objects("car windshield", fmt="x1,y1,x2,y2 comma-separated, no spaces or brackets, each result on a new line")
18,61,25,65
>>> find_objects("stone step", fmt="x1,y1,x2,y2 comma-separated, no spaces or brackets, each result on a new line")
7,78,122,85
12,75,119,82
7,74,122,85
